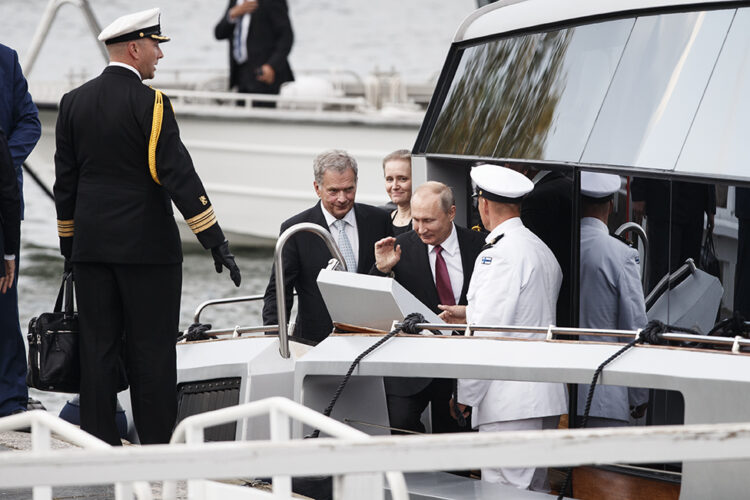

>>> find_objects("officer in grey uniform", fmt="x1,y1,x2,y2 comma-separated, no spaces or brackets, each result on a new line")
577,172,648,427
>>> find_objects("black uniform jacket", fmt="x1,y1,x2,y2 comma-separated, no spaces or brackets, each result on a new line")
54,66,225,263
0,128,20,260
521,171,573,327
370,225,485,396
262,201,392,344
214,0,294,91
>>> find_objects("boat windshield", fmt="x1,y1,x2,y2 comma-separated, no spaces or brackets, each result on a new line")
420,6,750,182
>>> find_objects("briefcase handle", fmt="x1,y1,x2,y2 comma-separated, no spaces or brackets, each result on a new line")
53,271,75,319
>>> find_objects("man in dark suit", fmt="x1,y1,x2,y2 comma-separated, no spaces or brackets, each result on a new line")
0,129,20,295
507,164,573,327
54,8,241,446
631,178,716,291
214,0,294,97
0,42,40,418
262,149,392,344
371,182,485,434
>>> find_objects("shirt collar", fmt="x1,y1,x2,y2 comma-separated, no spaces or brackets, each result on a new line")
108,62,142,80
485,216,523,243
582,216,609,234
428,223,458,256
321,204,356,228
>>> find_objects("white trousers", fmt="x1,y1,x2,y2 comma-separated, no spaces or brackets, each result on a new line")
478,415,560,490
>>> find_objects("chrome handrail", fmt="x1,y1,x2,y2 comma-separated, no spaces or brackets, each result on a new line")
193,293,264,324
275,223,346,358
24,0,107,76
614,221,649,292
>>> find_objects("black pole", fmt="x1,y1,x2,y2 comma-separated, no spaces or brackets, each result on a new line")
22,161,54,201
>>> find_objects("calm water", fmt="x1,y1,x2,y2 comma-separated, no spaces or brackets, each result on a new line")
4,0,477,412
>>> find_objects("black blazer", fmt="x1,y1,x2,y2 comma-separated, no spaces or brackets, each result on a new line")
521,171,573,327
0,128,20,261
54,66,225,263
214,0,294,92
371,225,485,396
262,201,392,344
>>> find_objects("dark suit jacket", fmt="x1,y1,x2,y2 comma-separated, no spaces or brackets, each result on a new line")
631,178,716,223
370,225,485,396
54,66,225,263
214,0,294,93
0,129,20,264
262,201,392,344
521,171,573,326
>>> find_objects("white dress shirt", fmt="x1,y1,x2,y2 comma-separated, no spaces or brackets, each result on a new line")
427,223,462,305
321,205,359,269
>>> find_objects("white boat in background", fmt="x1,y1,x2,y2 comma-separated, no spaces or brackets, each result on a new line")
23,0,431,246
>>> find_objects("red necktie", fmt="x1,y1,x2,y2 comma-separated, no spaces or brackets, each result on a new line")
434,245,456,306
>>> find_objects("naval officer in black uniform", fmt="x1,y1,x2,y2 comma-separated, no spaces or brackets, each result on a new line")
54,8,241,445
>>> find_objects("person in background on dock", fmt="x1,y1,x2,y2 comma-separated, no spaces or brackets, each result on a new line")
0,43,41,419
371,181,484,435
382,149,413,236
439,164,566,491
53,8,241,446
577,172,648,427
214,0,294,105
262,149,392,344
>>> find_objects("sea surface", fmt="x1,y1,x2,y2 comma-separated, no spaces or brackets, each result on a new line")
1,0,477,414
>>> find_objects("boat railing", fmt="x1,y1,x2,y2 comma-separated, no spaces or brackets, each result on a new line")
24,0,107,77
614,221,649,291
274,223,346,358
6,402,750,499
163,396,408,500
392,321,750,354
0,409,152,500
164,88,369,113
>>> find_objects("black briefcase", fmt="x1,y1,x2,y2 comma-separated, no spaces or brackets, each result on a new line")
27,271,80,393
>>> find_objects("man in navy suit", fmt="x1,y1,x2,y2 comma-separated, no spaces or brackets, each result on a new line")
262,149,392,344
372,182,485,434
0,43,41,418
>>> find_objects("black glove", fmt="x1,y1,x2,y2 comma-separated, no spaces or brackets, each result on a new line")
211,240,241,286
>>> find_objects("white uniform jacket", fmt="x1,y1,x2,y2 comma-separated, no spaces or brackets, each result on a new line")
577,217,649,422
458,217,567,427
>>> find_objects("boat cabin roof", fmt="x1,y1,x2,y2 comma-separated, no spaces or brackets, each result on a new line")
417,0,750,184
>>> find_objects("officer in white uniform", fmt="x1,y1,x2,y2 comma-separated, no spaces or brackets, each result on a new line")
439,164,567,490
577,172,649,426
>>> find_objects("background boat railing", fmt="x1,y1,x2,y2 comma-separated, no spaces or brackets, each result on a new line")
394,322,750,353
5,403,750,499
0,410,152,500
163,396,408,500
164,88,369,112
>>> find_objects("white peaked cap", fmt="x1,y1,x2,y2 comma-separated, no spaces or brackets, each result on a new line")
580,171,622,198
470,163,534,202
98,8,170,45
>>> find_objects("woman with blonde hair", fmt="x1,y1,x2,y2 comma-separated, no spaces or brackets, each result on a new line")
383,149,412,235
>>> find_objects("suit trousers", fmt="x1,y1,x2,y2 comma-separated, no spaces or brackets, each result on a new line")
386,378,461,435
0,256,26,416
74,262,181,445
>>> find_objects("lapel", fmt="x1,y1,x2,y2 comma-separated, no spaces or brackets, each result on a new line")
311,201,329,229
456,227,479,304
353,204,368,272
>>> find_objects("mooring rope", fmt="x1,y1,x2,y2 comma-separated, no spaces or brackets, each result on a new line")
308,312,427,439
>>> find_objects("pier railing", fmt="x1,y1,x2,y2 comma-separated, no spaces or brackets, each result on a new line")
0,410,151,500
4,400,750,499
